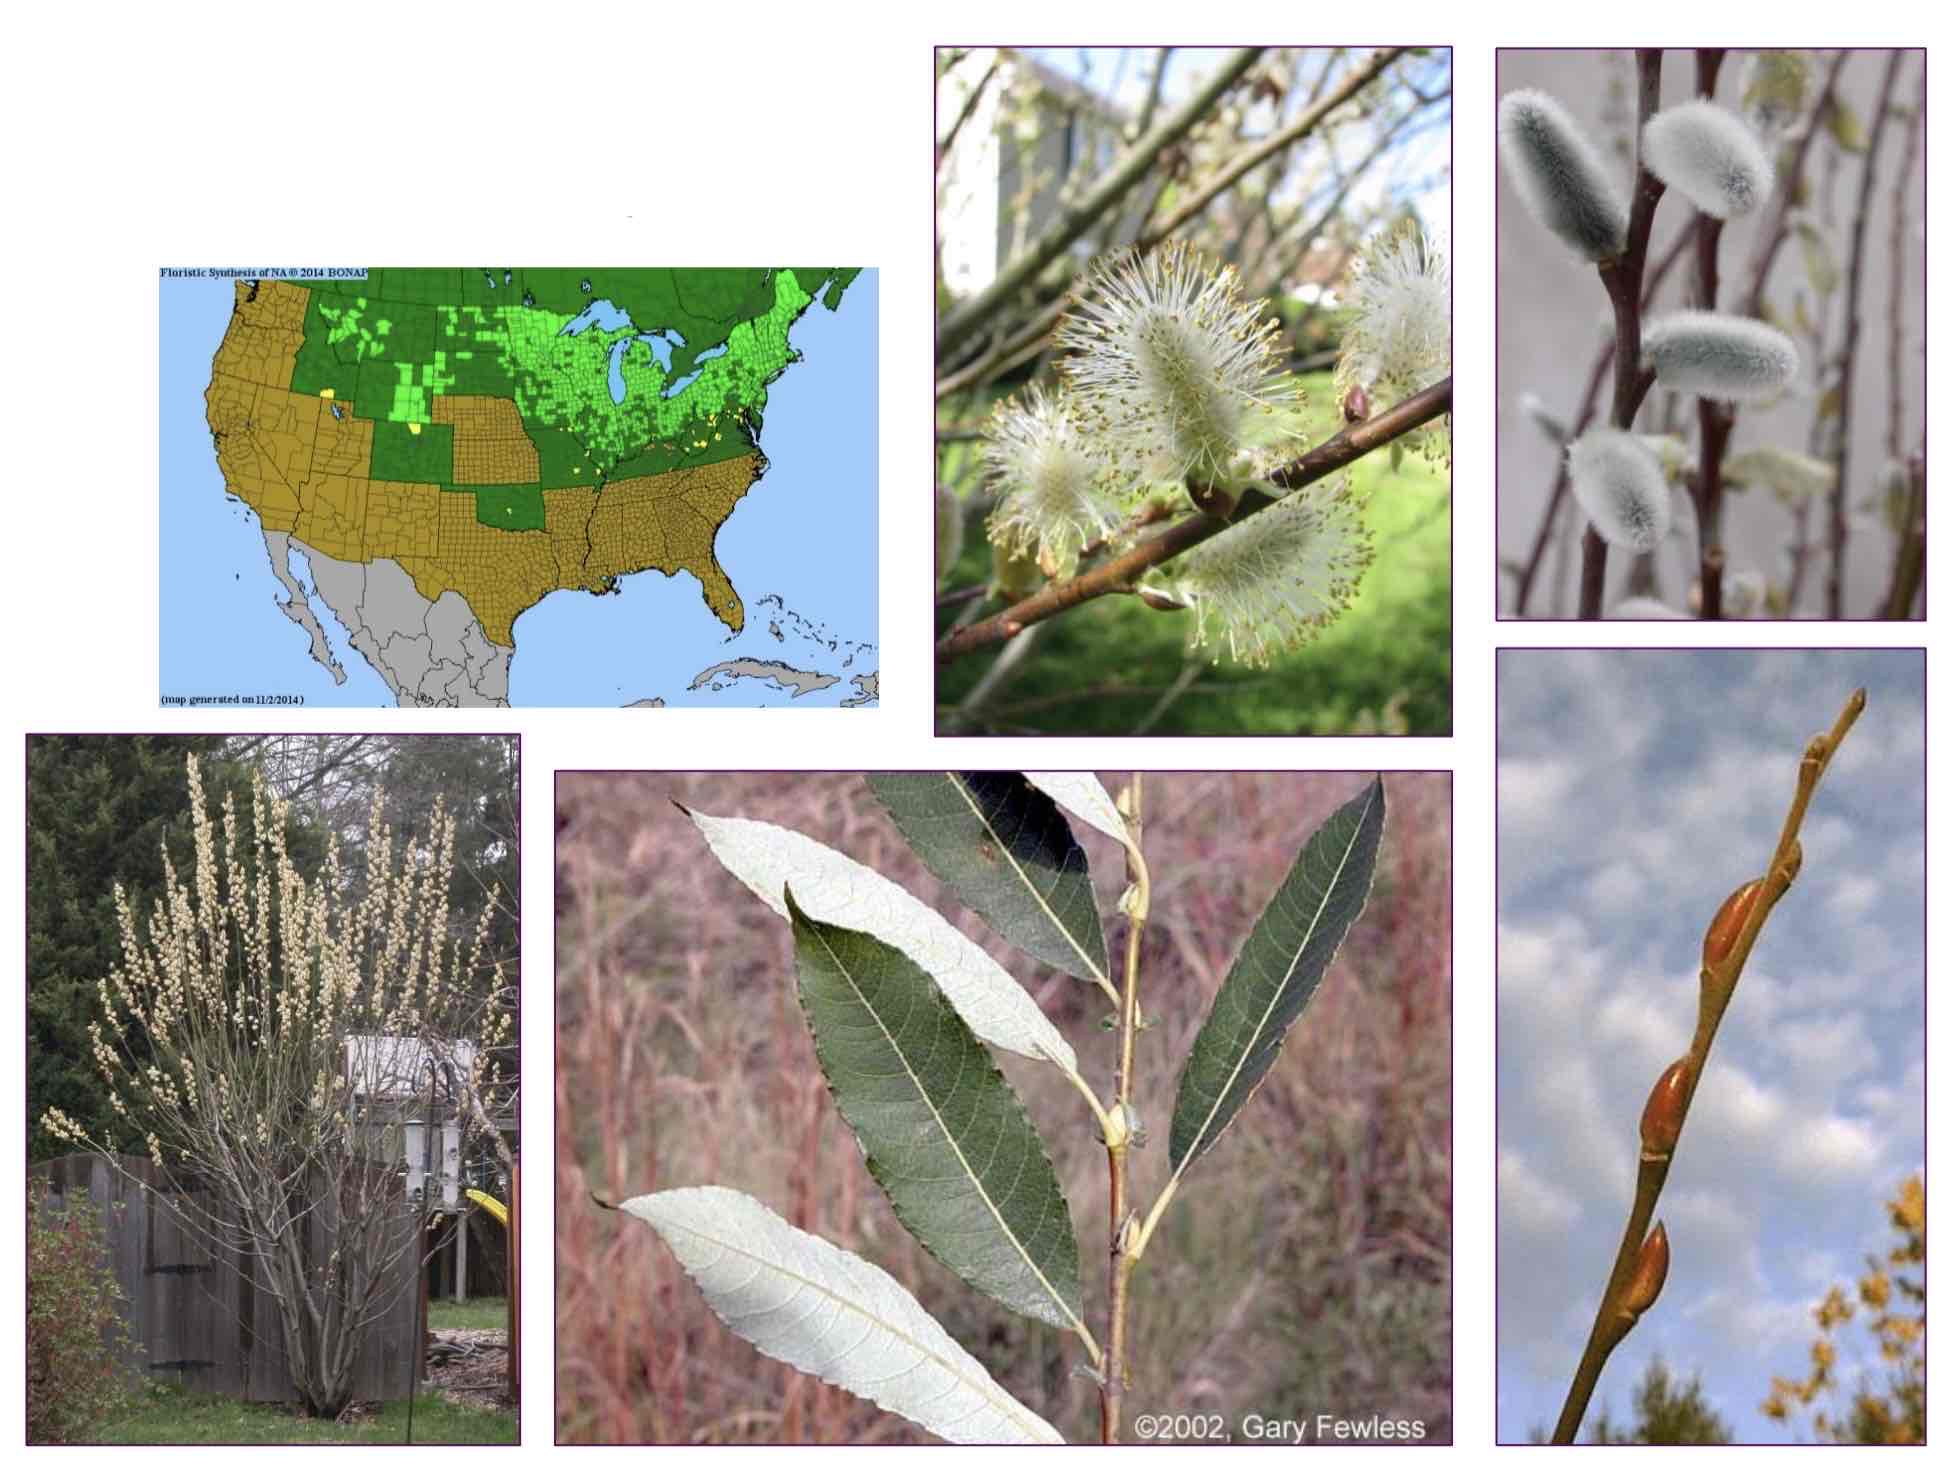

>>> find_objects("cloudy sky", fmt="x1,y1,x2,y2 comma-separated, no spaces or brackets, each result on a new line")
1497,649,1924,1442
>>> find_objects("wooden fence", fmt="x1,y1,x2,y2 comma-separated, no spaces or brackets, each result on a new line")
32,1153,422,1403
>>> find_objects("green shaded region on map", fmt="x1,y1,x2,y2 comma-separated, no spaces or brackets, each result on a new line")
206,267,858,646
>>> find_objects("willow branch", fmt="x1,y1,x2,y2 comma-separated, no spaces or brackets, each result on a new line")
1512,219,1694,616
936,375,1452,662
1553,689,1865,1442
1826,49,1906,619
1738,50,1855,318
1580,49,1667,619
1691,50,1734,621
937,48,1262,361
1137,49,1406,250
1100,778,1149,1444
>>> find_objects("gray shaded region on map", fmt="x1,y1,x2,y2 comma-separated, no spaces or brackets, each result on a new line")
625,697,668,707
261,530,346,685
688,658,839,699
839,671,878,707
303,546,512,707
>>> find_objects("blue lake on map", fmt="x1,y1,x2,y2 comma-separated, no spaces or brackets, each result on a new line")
159,278,392,706
508,273,878,706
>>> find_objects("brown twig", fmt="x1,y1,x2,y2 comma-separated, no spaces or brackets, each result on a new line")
1100,779,1149,1443
1879,60,1926,620
1826,50,1906,619
938,48,1262,360
1137,49,1407,251
1512,219,1694,616
1690,51,1735,620
1579,50,1668,619
1553,689,1866,1441
1738,50,1855,319
937,376,1451,662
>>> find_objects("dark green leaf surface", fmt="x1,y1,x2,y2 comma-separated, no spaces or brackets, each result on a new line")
1168,776,1387,1175
786,888,1085,1333
867,773,1110,986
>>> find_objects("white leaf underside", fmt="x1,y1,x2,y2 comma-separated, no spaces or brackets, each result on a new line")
1022,772,1132,849
686,809,1079,1075
623,1187,1064,1444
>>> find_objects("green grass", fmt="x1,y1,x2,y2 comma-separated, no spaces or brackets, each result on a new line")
96,1382,516,1445
936,372,1451,735
429,1294,510,1332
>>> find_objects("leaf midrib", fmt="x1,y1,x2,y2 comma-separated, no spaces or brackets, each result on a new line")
656,1210,1053,1440
804,917,1083,1335
1174,780,1378,1178
945,774,1109,986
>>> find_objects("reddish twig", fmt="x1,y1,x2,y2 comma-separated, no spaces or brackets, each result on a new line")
1690,51,1735,620
1579,49,1668,619
1826,49,1906,619
1512,219,1694,616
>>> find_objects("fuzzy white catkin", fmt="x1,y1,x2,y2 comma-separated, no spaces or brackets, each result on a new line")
1642,100,1775,218
1568,428,1671,552
1498,89,1628,260
1643,310,1799,402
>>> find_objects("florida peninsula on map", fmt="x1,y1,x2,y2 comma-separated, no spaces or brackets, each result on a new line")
181,267,871,707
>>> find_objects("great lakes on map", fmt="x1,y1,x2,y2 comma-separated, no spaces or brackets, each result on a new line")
168,267,875,707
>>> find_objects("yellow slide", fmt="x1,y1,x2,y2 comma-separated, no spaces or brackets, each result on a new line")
466,1188,508,1227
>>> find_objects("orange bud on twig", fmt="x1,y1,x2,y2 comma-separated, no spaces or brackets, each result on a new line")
1640,1059,1692,1157
1622,1222,1670,1316
1702,879,1762,970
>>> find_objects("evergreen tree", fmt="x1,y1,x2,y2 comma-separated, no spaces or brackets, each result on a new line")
1590,1359,1733,1443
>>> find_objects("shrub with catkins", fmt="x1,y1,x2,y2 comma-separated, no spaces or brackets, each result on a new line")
1164,476,1375,666
983,383,1124,579
1643,99,1775,218
1643,309,1800,402
1568,428,1672,551
1058,239,1303,487
1498,88,1629,261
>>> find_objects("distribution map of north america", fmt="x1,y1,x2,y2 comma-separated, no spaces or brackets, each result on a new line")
193,266,869,706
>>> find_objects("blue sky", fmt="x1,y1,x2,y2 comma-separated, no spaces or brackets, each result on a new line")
1496,649,1925,1443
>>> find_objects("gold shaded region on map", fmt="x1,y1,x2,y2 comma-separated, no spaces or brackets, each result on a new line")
203,280,762,648
432,394,542,485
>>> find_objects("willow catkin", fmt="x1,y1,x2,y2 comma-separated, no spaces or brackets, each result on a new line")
1643,310,1800,402
1568,428,1672,551
1643,100,1775,218
1499,89,1629,261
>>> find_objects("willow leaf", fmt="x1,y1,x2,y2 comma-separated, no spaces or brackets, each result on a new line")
682,806,1078,1075
1168,776,1386,1175
867,773,1110,986
1023,772,1133,849
787,889,1086,1336
620,1186,1063,1444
